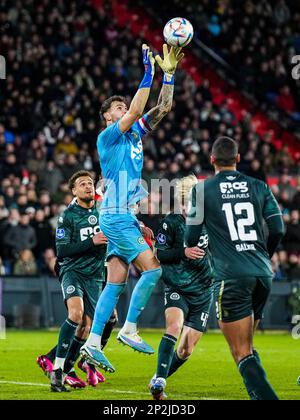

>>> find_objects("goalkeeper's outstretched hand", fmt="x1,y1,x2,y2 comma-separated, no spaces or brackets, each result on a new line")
142,43,155,77
155,44,185,76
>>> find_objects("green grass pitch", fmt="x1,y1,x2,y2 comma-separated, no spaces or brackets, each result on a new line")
0,330,299,400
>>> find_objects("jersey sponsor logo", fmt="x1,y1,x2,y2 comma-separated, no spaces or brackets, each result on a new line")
197,234,209,249
66,285,75,294
80,226,101,241
137,236,146,245
88,215,98,225
170,293,180,301
56,228,65,239
156,233,167,245
220,182,249,194
131,140,143,161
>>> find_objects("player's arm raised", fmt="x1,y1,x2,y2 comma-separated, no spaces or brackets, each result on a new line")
146,44,184,130
119,44,155,133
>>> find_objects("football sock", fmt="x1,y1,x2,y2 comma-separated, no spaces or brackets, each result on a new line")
101,313,117,349
238,354,279,400
63,336,86,374
89,283,126,347
126,268,162,324
54,318,78,370
252,348,261,364
46,345,57,363
156,334,177,379
167,350,188,378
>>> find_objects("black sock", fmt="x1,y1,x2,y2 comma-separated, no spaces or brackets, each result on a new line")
55,318,78,360
252,348,261,365
156,334,177,379
238,355,279,400
46,346,57,363
167,350,188,378
101,313,117,350
63,336,86,374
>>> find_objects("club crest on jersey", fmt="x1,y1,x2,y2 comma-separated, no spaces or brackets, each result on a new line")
56,228,65,239
131,131,139,140
137,236,146,245
88,215,98,225
170,293,180,301
156,233,167,245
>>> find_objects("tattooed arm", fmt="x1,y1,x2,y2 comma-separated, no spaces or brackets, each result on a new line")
145,44,184,130
146,83,174,130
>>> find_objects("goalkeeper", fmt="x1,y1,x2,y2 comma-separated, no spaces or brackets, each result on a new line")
81,44,184,372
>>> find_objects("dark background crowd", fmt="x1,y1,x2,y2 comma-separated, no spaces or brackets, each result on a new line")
0,0,299,280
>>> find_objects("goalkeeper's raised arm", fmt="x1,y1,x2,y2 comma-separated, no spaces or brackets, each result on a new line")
118,44,155,133
146,44,184,130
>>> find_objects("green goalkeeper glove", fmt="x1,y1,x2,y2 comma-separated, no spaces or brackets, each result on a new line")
155,44,185,77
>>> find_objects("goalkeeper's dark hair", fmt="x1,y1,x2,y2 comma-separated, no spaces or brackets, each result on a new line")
68,171,94,191
212,136,239,166
100,95,128,119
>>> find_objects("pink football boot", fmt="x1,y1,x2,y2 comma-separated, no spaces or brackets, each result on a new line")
37,355,53,378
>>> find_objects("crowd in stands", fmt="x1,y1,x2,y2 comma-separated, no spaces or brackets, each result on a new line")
143,0,300,120
0,0,299,280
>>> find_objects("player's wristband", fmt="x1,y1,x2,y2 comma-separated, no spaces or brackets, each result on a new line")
139,71,153,89
163,73,174,85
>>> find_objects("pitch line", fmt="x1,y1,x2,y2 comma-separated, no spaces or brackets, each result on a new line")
0,380,219,400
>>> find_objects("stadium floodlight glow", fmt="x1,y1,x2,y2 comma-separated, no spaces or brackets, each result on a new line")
0,55,6,79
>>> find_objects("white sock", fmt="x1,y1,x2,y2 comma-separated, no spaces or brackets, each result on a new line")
53,357,65,371
86,333,102,351
122,321,137,334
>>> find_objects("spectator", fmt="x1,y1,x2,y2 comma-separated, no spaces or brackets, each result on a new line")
41,248,57,276
272,252,287,281
38,161,64,195
54,135,79,157
287,254,300,281
32,209,54,260
13,249,38,276
283,210,300,255
3,213,37,258
246,159,267,182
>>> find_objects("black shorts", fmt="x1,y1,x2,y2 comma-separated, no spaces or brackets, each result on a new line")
60,271,104,319
214,277,272,323
164,284,214,332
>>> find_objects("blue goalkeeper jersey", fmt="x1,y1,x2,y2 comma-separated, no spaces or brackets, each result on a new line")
97,116,151,213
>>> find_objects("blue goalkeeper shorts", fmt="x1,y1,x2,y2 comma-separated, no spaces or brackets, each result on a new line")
100,213,150,265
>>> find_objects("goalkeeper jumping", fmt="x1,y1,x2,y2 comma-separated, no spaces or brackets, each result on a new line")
81,44,184,372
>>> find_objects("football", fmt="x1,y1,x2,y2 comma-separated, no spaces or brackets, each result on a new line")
163,17,194,48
